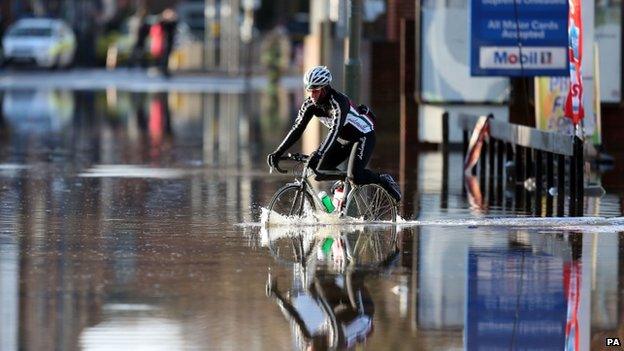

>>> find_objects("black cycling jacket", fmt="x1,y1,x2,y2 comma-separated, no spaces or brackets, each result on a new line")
275,86,375,156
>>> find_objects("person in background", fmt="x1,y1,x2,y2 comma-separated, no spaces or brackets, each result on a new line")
159,8,178,77
129,7,149,68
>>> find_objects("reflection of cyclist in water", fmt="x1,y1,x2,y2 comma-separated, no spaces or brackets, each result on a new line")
263,228,400,350
266,247,374,350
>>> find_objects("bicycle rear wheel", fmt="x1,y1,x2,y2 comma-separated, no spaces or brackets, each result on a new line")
344,184,397,222
267,184,316,221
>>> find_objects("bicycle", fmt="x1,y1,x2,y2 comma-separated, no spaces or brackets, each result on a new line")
267,143,398,223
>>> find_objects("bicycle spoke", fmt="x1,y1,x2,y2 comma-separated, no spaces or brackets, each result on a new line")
295,191,305,215
373,235,383,261
345,184,396,222
374,196,392,219
354,191,368,217
376,206,392,220
268,185,316,221
287,191,299,216
363,194,376,219
368,188,383,219
363,188,377,219
371,188,382,218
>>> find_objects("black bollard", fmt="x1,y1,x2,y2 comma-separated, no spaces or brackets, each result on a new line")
569,151,577,216
496,140,504,206
441,112,449,209
575,136,584,216
535,150,543,216
480,140,487,190
557,154,565,216
489,137,496,178
442,112,449,153
515,145,524,211
546,152,554,216
525,147,533,214
462,130,469,163
488,137,495,205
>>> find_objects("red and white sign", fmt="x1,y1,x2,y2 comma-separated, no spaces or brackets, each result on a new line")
564,0,584,125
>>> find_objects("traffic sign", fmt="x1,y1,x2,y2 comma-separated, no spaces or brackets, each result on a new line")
470,0,569,76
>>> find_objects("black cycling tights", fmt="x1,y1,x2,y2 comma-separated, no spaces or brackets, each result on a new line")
316,133,380,185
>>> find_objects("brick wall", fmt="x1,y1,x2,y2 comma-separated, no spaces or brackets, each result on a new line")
370,41,401,135
371,1,418,151
598,104,624,191
371,41,400,106
602,105,624,153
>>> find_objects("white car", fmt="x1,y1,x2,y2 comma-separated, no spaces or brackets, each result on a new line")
2,18,76,68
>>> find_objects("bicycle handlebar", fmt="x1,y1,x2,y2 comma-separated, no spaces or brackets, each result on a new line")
281,153,309,163
271,153,309,174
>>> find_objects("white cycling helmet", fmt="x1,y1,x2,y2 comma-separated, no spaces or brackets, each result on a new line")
303,66,332,91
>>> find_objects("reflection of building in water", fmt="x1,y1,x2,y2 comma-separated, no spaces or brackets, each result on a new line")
0,89,105,348
0,222,18,351
406,227,606,350
79,304,186,350
93,88,297,222
0,171,107,350
409,150,624,348
0,88,276,349
202,93,251,167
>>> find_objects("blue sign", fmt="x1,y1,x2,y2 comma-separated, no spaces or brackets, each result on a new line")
470,0,569,76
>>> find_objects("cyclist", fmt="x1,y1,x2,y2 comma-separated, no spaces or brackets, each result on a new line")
266,65,401,202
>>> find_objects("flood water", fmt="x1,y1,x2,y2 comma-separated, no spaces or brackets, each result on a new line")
0,87,623,350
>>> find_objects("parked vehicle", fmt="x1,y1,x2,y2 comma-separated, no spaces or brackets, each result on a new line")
2,18,76,68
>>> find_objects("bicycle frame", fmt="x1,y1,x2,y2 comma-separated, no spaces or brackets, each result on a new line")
286,161,353,217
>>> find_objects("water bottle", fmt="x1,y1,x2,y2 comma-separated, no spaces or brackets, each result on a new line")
321,237,334,255
332,184,345,209
318,191,335,213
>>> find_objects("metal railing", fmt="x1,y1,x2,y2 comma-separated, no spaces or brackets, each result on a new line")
445,112,584,216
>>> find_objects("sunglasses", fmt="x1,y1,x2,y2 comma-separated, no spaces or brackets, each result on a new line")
306,85,325,92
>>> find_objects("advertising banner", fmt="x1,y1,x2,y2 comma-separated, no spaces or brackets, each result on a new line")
535,1,601,144
564,0,584,125
534,75,600,144
470,0,569,76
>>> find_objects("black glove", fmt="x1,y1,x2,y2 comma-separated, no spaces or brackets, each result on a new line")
307,151,322,169
267,152,281,169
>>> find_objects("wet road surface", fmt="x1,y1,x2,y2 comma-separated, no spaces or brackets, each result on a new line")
0,88,623,350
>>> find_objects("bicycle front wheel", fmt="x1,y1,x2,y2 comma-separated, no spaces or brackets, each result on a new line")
344,184,397,222
267,184,316,221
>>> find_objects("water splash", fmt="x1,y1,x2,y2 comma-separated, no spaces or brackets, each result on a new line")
259,207,326,227
242,210,624,230
258,207,404,227
397,216,624,228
